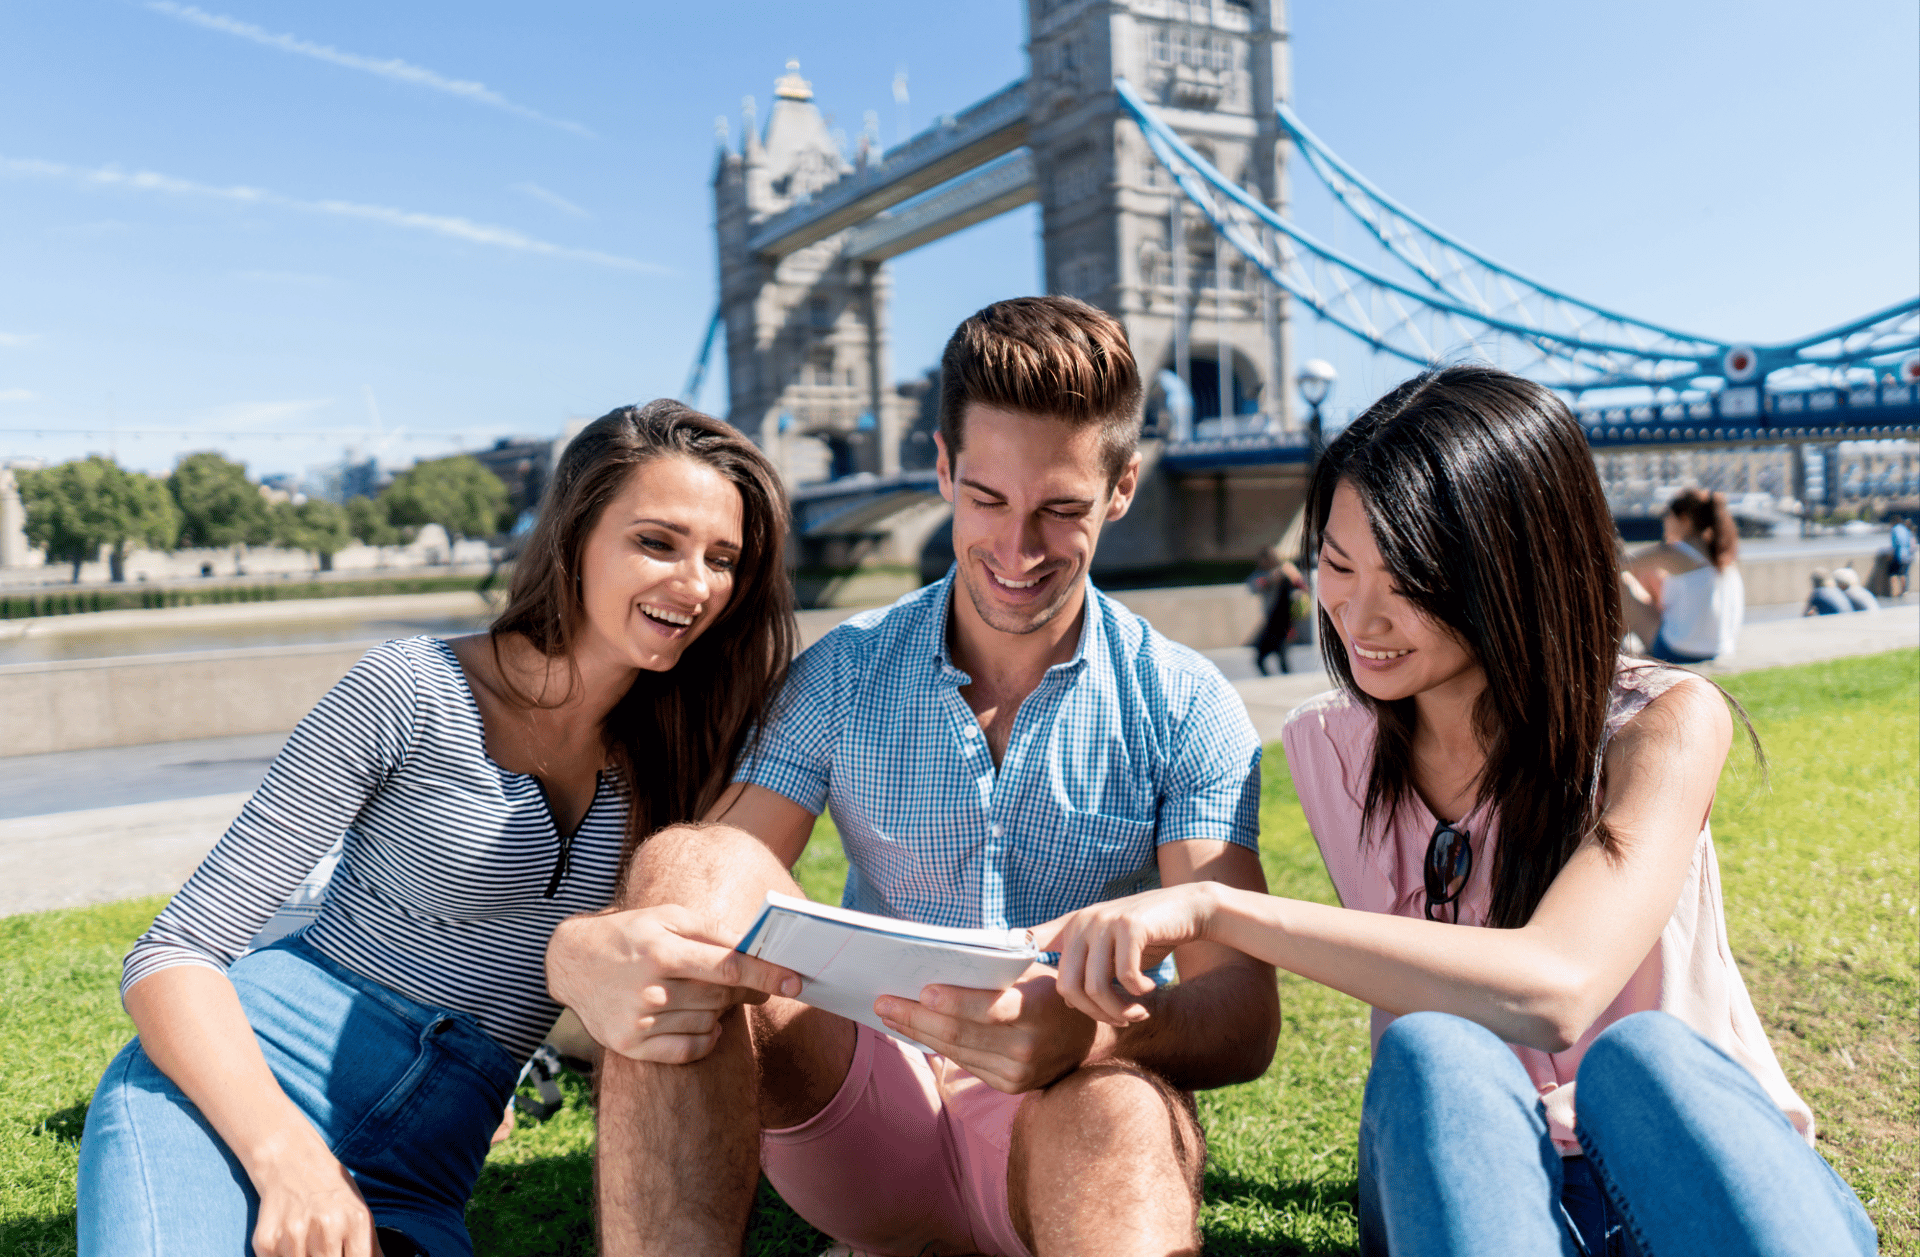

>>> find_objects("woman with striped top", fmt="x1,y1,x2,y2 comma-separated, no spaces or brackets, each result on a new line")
77,402,801,1257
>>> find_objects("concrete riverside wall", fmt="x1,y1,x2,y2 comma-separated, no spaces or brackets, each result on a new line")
0,586,1269,757
0,642,380,757
1,552,1899,757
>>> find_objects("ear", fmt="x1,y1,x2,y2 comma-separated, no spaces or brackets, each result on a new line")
934,432,955,503
1105,452,1143,522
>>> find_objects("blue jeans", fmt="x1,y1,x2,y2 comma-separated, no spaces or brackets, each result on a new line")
1357,1011,1877,1256
77,936,519,1257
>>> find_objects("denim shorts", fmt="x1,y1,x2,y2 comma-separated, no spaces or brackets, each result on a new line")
78,935,519,1257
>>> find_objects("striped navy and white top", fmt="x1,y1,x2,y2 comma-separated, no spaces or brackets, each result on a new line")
122,636,630,1061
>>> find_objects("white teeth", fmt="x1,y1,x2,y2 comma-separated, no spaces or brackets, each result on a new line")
992,572,1041,589
643,605,694,626
1355,644,1411,660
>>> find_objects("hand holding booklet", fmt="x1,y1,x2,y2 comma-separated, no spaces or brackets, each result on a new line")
734,892,1041,1048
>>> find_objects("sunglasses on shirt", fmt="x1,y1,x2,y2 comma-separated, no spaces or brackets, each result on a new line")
1423,820,1472,923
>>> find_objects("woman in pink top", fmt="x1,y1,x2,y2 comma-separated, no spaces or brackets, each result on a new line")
1040,367,1873,1257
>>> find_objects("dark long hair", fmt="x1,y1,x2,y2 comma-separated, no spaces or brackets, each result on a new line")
490,400,796,843
1306,365,1622,929
1667,487,1739,568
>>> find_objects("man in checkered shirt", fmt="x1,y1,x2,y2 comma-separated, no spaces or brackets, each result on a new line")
550,296,1279,1257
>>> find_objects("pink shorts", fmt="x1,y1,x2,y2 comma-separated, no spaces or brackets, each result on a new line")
760,1023,1033,1257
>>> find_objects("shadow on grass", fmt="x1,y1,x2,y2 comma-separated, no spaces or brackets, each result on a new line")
34,1100,89,1144
467,1151,828,1257
1201,1168,1361,1257
0,1214,77,1257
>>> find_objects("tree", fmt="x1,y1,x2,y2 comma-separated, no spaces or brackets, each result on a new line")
346,495,401,547
381,456,510,541
272,498,354,571
169,452,271,550
16,455,181,582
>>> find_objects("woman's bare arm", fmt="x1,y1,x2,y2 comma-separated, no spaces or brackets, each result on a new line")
1044,679,1731,1053
124,968,380,1257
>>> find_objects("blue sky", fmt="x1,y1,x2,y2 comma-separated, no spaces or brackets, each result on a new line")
1,0,1914,480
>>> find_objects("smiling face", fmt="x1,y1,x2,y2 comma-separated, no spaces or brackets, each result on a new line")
1317,479,1484,705
574,454,744,673
936,403,1139,637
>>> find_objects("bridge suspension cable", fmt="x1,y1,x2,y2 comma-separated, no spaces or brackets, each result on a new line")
1118,79,1918,396
681,305,724,405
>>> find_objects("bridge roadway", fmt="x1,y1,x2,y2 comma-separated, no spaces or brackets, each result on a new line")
1,597,1912,918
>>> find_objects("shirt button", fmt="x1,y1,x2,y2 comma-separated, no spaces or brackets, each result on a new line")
990,824,1004,838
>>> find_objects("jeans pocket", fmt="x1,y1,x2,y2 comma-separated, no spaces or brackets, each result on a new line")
333,1017,509,1208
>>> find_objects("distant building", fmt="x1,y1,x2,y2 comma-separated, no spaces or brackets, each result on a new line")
469,437,555,518
340,457,389,502
0,463,43,569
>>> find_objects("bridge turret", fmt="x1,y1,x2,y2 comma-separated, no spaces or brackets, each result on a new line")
714,62,906,485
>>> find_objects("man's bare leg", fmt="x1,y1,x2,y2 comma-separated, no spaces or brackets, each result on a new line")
594,823,854,1256
1009,1064,1205,1257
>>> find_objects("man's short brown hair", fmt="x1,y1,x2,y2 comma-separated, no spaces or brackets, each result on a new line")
938,296,1144,488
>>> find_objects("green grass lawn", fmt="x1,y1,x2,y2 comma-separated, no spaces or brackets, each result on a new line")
3,650,1914,1254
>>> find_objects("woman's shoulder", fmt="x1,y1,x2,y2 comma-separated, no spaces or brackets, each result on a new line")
1607,658,1718,740
1281,687,1373,785
336,635,477,713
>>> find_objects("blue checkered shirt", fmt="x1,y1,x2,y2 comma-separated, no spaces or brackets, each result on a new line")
735,571,1262,934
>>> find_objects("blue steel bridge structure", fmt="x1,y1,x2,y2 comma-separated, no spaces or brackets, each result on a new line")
692,4,1915,581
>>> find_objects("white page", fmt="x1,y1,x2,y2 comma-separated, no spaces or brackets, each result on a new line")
735,892,1039,1048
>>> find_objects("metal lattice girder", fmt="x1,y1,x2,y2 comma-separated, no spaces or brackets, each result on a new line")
1117,79,1918,393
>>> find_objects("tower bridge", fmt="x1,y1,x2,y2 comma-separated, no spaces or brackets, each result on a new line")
698,0,1919,595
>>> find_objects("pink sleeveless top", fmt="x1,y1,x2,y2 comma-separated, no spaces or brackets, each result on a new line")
1281,664,1814,1154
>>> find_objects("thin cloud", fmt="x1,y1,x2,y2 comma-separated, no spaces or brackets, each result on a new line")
0,389,36,403
0,333,39,348
145,2,592,137
0,157,668,275
512,182,593,220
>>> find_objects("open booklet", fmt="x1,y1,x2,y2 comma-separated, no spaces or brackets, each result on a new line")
734,892,1041,1048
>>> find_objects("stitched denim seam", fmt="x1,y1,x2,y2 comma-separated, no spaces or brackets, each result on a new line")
117,1047,164,1257
1576,1127,1653,1257
332,1020,446,1156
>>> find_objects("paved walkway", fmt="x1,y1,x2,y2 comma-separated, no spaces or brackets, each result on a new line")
1,603,1912,918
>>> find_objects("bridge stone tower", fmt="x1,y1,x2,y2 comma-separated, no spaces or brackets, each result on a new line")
1030,0,1296,567
1029,0,1292,435
714,63,905,486
713,5,1299,583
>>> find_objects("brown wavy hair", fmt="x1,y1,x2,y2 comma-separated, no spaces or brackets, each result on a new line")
1306,365,1623,930
490,400,795,843
938,295,1144,487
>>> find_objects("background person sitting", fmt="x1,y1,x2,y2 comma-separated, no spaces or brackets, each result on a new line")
1619,487,1744,663
1804,567,1853,616
1833,566,1878,612
1887,515,1912,599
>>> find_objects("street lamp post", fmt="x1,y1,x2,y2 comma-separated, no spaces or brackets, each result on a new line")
1296,359,1337,462
1293,360,1338,653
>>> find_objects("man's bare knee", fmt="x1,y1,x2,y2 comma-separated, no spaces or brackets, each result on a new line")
1010,1063,1206,1253
619,821,789,912
1021,1063,1203,1189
